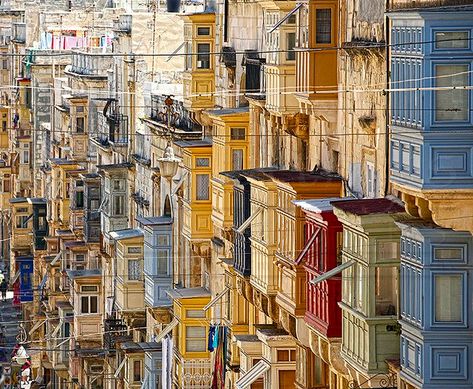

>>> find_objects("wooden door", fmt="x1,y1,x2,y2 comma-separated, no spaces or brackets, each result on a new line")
279,369,296,389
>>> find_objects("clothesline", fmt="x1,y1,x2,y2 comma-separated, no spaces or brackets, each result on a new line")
38,31,114,51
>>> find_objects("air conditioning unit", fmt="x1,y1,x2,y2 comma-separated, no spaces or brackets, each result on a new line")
197,60,203,68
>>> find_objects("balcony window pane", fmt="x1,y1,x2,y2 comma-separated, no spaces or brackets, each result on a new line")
286,32,296,60
128,259,141,281
232,149,243,171
157,250,168,274
196,174,210,200
90,296,98,313
81,296,89,313
185,326,206,352
435,64,468,122
435,31,469,49
76,117,85,133
434,274,462,322
230,127,246,140
133,360,141,382
197,43,210,69
375,266,398,316
113,195,125,216
316,9,332,44
434,247,463,261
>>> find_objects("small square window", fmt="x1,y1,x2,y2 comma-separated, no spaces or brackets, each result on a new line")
195,157,210,167
197,27,210,36
230,128,246,140
435,31,469,49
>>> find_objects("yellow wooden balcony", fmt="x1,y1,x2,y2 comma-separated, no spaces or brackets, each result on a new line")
268,171,342,317
179,140,213,241
111,229,145,313
181,13,215,112
295,0,338,104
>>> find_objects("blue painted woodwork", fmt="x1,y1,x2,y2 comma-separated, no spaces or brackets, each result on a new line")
17,256,34,303
137,216,173,307
397,220,473,389
221,170,252,276
144,350,163,388
389,8,473,189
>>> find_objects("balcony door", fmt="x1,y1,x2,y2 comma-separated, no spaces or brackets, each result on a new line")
279,370,296,389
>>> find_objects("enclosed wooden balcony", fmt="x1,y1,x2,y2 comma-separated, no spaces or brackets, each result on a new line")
295,0,338,104
265,170,342,318
294,198,345,338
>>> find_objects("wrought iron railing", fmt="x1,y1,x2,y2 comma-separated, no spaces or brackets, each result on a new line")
349,373,397,389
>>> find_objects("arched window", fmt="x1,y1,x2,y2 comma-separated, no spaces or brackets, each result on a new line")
163,195,172,217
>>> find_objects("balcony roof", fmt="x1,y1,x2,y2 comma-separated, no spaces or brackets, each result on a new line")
206,107,249,120
294,197,355,214
80,172,101,180
121,341,162,353
331,198,405,216
388,3,473,13
174,139,212,148
66,269,101,279
27,197,47,205
264,169,342,184
9,197,28,204
49,158,78,166
167,287,210,300
56,301,73,310
110,228,143,241
96,162,133,170
221,167,277,182
64,241,87,250
76,348,105,357
136,216,172,226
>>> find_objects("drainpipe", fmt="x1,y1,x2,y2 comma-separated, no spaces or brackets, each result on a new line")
384,0,391,196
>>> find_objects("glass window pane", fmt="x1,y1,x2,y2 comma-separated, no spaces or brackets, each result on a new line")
197,43,210,69
435,31,469,49
232,149,244,171
435,274,462,322
434,247,463,261
286,32,296,60
185,339,206,352
81,296,89,313
375,267,398,316
157,250,168,274
230,127,246,140
186,309,206,319
196,174,210,200
316,9,332,44
90,296,98,313
435,64,469,121
186,326,206,337
128,260,141,281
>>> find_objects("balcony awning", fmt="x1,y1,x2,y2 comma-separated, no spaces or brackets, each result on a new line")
154,317,179,344
28,319,46,336
114,357,127,378
166,42,185,62
50,319,63,338
140,373,149,389
268,3,303,33
294,227,321,265
310,260,356,285
203,286,230,311
11,271,20,284
22,213,33,227
38,274,48,291
50,251,62,266
97,197,109,212
235,360,270,389
236,206,263,234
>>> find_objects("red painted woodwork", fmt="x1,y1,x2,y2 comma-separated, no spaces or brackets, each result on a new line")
302,208,342,338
